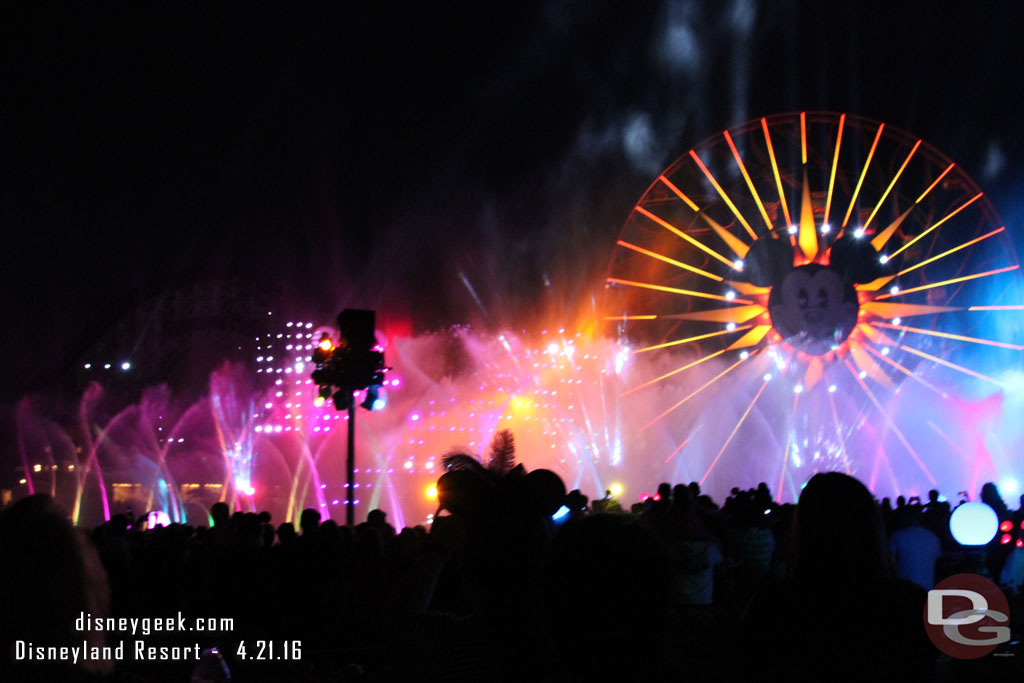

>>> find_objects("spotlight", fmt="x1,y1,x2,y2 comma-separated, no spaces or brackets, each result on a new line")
788,225,798,235
853,227,865,238
820,223,830,234
949,501,998,545
361,383,387,411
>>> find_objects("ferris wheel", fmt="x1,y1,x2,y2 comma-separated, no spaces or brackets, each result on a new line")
605,112,1024,500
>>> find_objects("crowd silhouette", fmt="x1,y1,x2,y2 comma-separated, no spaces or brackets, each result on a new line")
3,450,1024,681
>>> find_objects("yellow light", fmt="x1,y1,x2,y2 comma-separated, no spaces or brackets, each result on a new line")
889,192,984,259
313,396,326,407
862,139,921,230
33,464,41,473
761,117,791,226
823,114,845,227
842,122,885,227
605,277,753,303
689,149,758,240
874,265,1019,300
318,334,334,352
634,206,737,268
724,130,773,230
425,485,438,500
616,240,723,281
609,483,623,497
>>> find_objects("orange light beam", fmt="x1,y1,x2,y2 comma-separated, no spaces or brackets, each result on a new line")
844,359,937,485
874,321,1024,350
658,174,700,212
724,130,773,230
842,122,885,228
634,205,737,268
900,345,1008,388
826,391,851,475
625,349,728,396
874,265,1020,300
660,305,767,323
861,302,962,318
639,354,750,428
616,240,724,281
606,277,754,303
890,192,984,259
824,113,845,228
761,118,791,226
863,344,944,397
915,163,956,205
700,379,769,485
896,227,1005,277
798,172,818,261
862,140,921,230
727,325,772,350
632,325,753,354
799,112,807,165
689,149,758,240
665,425,703,463
969,305,1024,311
604,314,658,321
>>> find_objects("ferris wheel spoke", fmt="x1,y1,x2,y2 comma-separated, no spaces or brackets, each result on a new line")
899,345,1008,388
848,341,896,389
616,240,723,281
632,326,754,354
824,114,845,229
634,206,738,268
689,149,759,240
874,321,1024,350
657,305,767,323
873,265,1019,300
724,130,773,231
896,227,1006,277
605,277,753,303
862,140,922,232
760,118,792,227
841,122,885,228
861,302,962,318
889,192,984,259
863,344,945,397
798,172,818,261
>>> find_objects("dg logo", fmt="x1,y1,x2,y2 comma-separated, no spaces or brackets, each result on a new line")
925,573,1011,659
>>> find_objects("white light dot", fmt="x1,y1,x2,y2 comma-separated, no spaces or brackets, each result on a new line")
892,317,902,326
882,347,890,356
764,373,773,381
879,255,889,264
820,223,830,234
854,227,865,238
859,371,867,379
726,323,737,331
794,385,804,394
890,285,900,295
725,290,736,300
828,385,837,393
788,225,798,235
739,351,749,360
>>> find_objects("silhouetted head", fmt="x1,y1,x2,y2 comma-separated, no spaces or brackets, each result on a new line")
657,482,672,500
210,501,230,527
367,509,387,525
1,495,111,678
792,472,891,583
300,508,321,534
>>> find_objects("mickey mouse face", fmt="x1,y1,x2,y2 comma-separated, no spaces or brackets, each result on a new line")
768,264,858,356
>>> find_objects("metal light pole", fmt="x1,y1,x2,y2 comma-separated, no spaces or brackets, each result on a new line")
346,392,356,527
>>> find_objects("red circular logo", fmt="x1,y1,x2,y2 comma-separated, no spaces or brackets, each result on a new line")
924,573,1011,659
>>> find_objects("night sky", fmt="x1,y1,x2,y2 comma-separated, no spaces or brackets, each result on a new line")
4,1,1024,400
